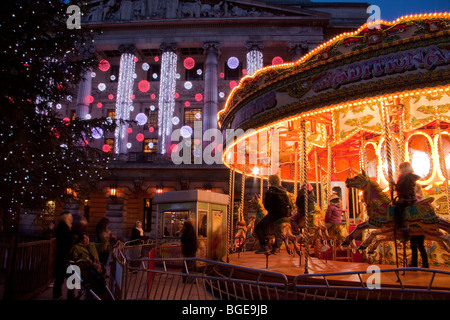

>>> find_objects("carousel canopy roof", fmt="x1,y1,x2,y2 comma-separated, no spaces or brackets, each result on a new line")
219,13,450,185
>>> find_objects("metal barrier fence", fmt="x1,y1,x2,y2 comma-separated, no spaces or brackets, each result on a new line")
110,241,450,300
0,236,55,300
293,268,450,300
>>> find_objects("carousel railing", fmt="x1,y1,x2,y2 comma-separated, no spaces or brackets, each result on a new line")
110,241,450,300
110,241,289,300
293,268,450,300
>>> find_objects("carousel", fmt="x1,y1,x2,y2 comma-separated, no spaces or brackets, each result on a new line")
219,13,450,276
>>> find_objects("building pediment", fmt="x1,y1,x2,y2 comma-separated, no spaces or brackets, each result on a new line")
83,0,330,24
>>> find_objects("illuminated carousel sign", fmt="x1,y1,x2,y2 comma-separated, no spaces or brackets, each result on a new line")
219,13,450,218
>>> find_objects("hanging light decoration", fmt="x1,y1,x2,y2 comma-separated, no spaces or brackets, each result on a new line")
183,57,195,70
114,51,136,154
227,57,239,69
246,50,263,75
98,59,110,72
158,48,178,154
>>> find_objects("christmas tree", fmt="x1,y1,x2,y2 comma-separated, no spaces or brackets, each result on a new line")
0,0,116,232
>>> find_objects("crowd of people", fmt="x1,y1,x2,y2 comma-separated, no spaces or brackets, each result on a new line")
52,161,429,299
250,161,429,268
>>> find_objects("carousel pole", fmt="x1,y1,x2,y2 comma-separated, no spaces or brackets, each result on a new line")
301,119,309,274
436,120,450,215
382,100,399,269
294,142,299,198
227,167,235,263
239,151,247,223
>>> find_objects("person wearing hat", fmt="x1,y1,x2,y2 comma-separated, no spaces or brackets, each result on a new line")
325,193,344,228
254,174,292,254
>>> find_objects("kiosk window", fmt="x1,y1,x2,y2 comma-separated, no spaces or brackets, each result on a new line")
163,211,189,237
198,210,207,238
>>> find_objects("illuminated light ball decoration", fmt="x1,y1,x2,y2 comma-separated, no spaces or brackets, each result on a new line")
180,125,193,138
130,94,136,100
135,112,148,126
63,117,70,125
148,142,154,149
174,92,180,99
134,57,139,63
142,62,150,71
149,127,154,133
183,57,195,70
85,95,94,104
150,105,156,111
172,116,180,125
195,112,201,119
91,127,103,140
98,59,110,72
154,56,159,62
219,92,225,98
184,81,192,90
96,102,103,108
150,94,156,99
98,83,106,91
242,69,247,75
102,144,111,153
272,56,284,65
108,94,114,100
138,80,150,92
195,93,203,101
229,81,237,89
91,72,96,78
227,57,239,69
170,144,178,152
136,133,145,142
127,127,133,134
219,72,225,79
110,75,116,81
127,143,132,149
185,101,191,107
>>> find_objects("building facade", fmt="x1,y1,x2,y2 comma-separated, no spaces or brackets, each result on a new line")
33,0,369,239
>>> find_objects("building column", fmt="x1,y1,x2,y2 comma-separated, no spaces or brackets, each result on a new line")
157,42,178,156
246,41,264,75
288,42,309,62
75,45,95,120
115,44,136,156
202,41,220,149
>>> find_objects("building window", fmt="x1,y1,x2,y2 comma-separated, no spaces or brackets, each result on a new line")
70,110,76,121
185,63,204,81
146,64,161,81
105,138,114,155
144,108,158,129
184,108,202,128
143,138,157,153
107,109,116,120
162,211,189,237
224,61,242,80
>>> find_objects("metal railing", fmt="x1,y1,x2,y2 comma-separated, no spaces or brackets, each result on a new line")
109,241,450,300
0,236,56,300
293,268,450,300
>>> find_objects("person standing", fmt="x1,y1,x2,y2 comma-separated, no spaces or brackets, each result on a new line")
391,162,421,241
254,174,291,255
180,218,197,281
53,212,74,300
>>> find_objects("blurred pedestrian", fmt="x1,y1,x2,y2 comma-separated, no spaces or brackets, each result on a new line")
53,212,74,300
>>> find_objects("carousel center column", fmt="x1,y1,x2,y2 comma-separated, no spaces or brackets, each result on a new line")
202,41,221,154
157,42,178,156
114,44,136,157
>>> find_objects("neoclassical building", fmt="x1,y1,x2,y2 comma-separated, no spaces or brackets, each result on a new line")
45,0,369,238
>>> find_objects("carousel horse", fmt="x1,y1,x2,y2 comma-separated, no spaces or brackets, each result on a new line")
342,171,450,252
248,193,300,255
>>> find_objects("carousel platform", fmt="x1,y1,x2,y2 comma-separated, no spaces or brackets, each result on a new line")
225,250,450,292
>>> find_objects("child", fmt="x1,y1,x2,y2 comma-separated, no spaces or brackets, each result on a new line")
325,193,344,228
